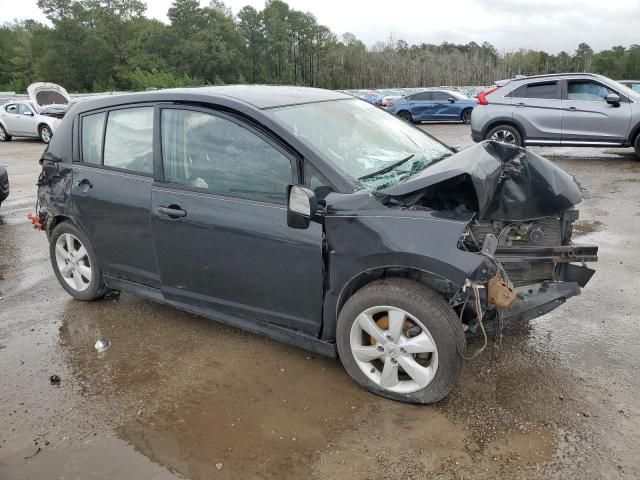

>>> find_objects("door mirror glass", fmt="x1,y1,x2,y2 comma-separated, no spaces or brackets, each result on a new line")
287,185,317,229
606,93,621,105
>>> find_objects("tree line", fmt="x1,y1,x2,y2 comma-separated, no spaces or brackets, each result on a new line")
0,0,639,93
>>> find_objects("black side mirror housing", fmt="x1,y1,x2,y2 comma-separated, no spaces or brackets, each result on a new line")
287,185,318,229
448,97,455,103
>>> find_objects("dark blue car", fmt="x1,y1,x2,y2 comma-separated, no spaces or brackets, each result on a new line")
386,90,477,124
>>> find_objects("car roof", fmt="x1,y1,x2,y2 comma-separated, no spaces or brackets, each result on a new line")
73,85,351,112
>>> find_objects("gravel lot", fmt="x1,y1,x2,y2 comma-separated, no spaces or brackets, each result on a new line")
0,125,639,479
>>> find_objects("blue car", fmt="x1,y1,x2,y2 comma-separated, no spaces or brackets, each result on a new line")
386,90,477,124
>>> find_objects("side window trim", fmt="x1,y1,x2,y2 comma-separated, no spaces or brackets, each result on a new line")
508,81,560,100
77,104,156,178
157,104,301,204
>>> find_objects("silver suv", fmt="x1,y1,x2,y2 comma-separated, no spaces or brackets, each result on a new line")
471,73,640,158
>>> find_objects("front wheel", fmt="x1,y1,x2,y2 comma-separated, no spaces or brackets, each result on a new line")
49,222,109,300
336,279,465,404
39,125,52,144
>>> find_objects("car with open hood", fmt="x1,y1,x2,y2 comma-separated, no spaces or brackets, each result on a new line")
0,83,71,143
32,86,597,404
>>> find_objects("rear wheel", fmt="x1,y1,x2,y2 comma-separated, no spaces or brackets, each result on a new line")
634,134,640,159
486,124,522,146
397,110,413,123
461,108,472,124
336,279,465,404
49,222,109,300
0,124,11,142
39,125,52,144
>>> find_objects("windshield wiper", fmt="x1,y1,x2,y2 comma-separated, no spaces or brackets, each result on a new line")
358,154,415,180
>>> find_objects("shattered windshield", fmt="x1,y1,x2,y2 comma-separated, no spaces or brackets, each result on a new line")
271,99,453,190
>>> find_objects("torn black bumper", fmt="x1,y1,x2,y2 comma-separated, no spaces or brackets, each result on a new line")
502,263,595,323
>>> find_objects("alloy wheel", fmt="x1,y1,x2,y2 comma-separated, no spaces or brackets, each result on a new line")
54,233,92,292
0,127,6,141
40,126,52,143
349,306,439,394
490,129,516,144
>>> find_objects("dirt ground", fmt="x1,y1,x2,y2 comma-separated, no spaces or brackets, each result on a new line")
0,125,639,479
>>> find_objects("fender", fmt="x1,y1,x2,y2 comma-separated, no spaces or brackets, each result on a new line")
320,205,491,341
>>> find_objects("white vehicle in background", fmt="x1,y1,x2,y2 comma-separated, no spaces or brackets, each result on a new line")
0,82,71,144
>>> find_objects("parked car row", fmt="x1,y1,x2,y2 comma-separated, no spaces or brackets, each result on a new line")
470,73,640,158
342,87,479,124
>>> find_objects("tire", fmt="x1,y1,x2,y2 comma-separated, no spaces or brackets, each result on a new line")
336,278,465,404
0,124,11,142
461,108,472,124
486,124,522,146
39,125,52,144
634,134,640,159
397,110,414,123
49,221,109,300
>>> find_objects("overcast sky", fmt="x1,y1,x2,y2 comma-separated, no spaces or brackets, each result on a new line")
1,0,639,53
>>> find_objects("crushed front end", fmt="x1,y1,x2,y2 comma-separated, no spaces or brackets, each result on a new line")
378,140,598,331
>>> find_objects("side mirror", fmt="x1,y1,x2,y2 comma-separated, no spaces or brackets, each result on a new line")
606,93,620,106
287,185,317,229
23,111,34,116
448,97,455,103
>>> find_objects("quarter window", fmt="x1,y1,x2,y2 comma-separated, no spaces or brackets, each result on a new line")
103,107,154,174
81,112,105,165
161,109,293,204
567,80,614,102
510,82,559,99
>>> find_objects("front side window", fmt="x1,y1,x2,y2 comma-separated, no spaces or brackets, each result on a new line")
432,92,452,101
272,99,453,191
161,109,293,204
81,112,105,165
103,107,153,173
567,80,613,102
511,82,559,99
18,103,33,115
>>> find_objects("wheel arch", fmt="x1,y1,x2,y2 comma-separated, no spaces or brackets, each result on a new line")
336,266,459,324
460,107,473,117
481,117,526,142
628,121,640,144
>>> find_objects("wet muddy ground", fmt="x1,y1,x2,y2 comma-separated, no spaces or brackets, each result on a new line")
1,127,639,479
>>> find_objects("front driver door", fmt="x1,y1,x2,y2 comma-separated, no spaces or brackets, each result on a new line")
561,79,632,144
150,106,324,335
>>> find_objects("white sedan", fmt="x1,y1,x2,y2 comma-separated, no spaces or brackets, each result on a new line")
0,82,71,144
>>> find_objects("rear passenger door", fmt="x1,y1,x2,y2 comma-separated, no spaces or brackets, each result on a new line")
150,106,324,335
406,92,434,121
508,80,562,143
561,79,631,144
71,106,159,288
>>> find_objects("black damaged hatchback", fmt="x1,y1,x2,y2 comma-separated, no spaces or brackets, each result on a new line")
34,86,597,404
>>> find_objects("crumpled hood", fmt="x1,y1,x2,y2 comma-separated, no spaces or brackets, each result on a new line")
27,82,70,109
379,141,585,221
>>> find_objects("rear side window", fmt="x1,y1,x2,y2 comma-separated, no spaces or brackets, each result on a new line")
510,81,559,99
103,107,153,174
81,112,105,165
161,109,293,204
5,104,17,113
410,92,432,101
